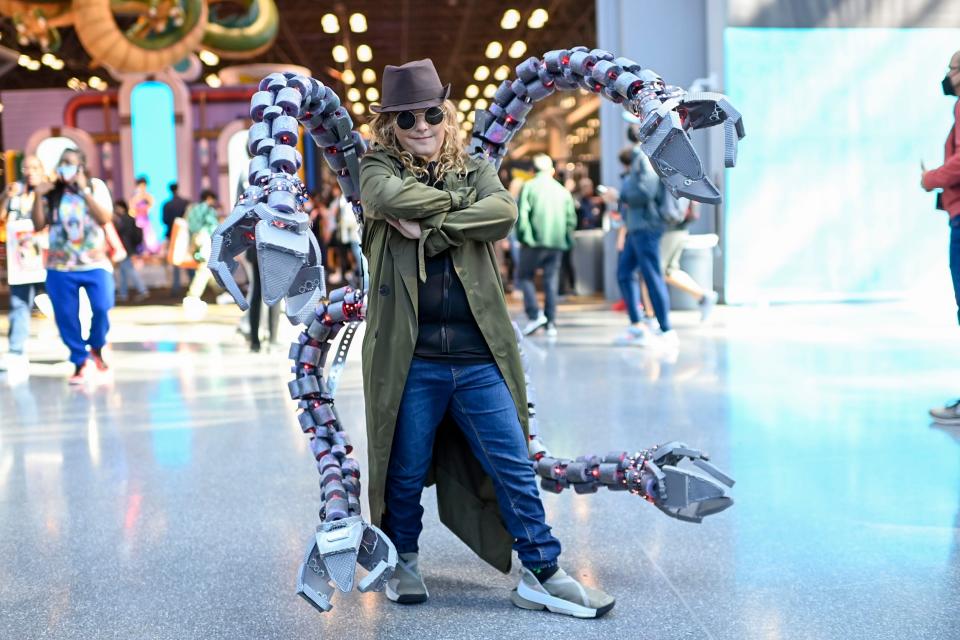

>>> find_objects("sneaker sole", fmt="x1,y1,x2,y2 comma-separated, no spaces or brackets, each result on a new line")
930,415,960,425
514,581,614,619
385,582,428,604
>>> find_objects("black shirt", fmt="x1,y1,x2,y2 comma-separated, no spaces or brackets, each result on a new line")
413,164,493,364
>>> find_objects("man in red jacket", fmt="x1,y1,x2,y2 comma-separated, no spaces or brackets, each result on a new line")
922,49,960,425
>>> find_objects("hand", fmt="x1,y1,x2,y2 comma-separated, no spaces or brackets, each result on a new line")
34,180,54,196
75,167,89,192
921,171,933,192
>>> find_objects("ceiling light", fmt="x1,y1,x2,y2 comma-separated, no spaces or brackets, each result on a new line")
458,98,471,111
465,84,479,99
362,68,376,84
356,45,372,62
500,9,520,29
483,83,497,98
494,65,511,81
359,123,371,136
473,65,490,81
474,98,488,110
205,73,222,88
26,59,40,71
508,41,527,59
321,13,340,34
467,111,476,123
349,13,367,33
351,102,365,115
341,69,356,84
456,111,465,123
527,8,549,29
332,45,349,63
485,41,503,59
17,54,29,67
198,49,219,66
41,53,56,67
365,87,379,101
347,87,361,102
50,58,64,70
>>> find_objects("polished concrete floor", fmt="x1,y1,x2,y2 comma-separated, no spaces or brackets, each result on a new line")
2,299,959,639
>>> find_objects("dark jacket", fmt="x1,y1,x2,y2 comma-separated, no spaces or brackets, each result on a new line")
359,149,527,573
619,160,664,233
113,213,143,255
162,195,190,233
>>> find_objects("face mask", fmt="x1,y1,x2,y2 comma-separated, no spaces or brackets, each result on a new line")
944,74,956,96
57,164,78,181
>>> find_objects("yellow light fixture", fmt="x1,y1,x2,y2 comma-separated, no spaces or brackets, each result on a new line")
341,69,356,85
26,59,40,71
205,73,222,88
321,13,340,34
494,65,511,81
465,84,479,99
50,58,64,70
198,49,220,66
41,52,56,67
473,65,490,81
365,87,379,101
349,13,367,33
332,45,349,63
356,44,373,62
474,98,488,110
458,98,471,111
467,111,476,123
17,54,29,67
347,87,361,102
361,68,377,84
527,8,549,29
352,102,366,115
485,41,503,59
483,83,497,98
500,9,520,29
359,123,371,136
508,41,527,59
456,111,465,123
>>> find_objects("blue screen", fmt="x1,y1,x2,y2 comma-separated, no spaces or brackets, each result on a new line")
131,81,178,241
724,28,960,303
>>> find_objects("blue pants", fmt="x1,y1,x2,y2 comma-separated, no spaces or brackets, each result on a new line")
382,358,561,570
45,269,114,366
618,229,671,332
519,247,562,323
951,217,960,325
115,256,147,298
7,283,35,354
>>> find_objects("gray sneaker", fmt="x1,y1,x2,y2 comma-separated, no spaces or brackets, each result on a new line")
930,399,960,425
699,290,719,322
385,552,428,604
510,567,615,619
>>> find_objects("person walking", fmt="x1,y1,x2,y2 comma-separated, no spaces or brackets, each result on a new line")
161,181,191,294
359,58,614,617
181,190,221,316
112,200,149,302
31,148,115,383
515,154,577,337
0,154,44,374
614,152,676,348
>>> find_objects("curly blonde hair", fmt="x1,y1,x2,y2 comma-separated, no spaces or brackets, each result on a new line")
369,100,468,181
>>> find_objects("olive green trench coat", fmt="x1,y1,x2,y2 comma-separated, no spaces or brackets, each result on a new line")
358,149,529,573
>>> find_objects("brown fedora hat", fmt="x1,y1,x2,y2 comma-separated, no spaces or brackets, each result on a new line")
370,58,451,113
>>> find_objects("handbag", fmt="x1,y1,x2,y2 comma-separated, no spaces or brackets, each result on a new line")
166,216,199,269
103,221,127,264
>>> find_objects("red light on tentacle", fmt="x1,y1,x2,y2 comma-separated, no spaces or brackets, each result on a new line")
607,70,618,80
327,147,338,154
561,55,570,65
505,116,516,125
592,468,600,478
543,79,555,88
244,231,255,241
585,60,596,70
272,220,286,228
592,83,603,93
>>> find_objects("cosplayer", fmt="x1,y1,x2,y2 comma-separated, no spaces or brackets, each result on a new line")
207,45,743,617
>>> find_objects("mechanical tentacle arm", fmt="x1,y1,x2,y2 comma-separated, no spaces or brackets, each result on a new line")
514,323,735,523
466,47,745,204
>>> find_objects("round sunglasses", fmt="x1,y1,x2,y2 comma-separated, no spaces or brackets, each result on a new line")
396,106,445,130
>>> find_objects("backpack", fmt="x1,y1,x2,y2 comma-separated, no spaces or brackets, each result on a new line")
656,182,687,226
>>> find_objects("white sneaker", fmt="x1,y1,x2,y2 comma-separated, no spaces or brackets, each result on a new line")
0,353,30,381
545,322,558,338
658,329,679,350
699,290,719,322
614,325,650,347
522,313,548,336
511,567,615,619
182,295,208,320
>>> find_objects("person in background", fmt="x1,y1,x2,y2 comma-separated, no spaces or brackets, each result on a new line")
112,200,149,302
31,148,115,384
614,150,676,349
516,153,577,337
162,181,191,294
658,193,718,322
0,154,44,374
130,176,159,254
923,49,960,425
181,189,221,316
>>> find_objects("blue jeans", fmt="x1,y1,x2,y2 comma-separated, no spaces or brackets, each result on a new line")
519,247,562,323
382,358,562,570
45,268,115,366
7,283,35,354
115,256,147,298
951,217,960,325
618,229,671,331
